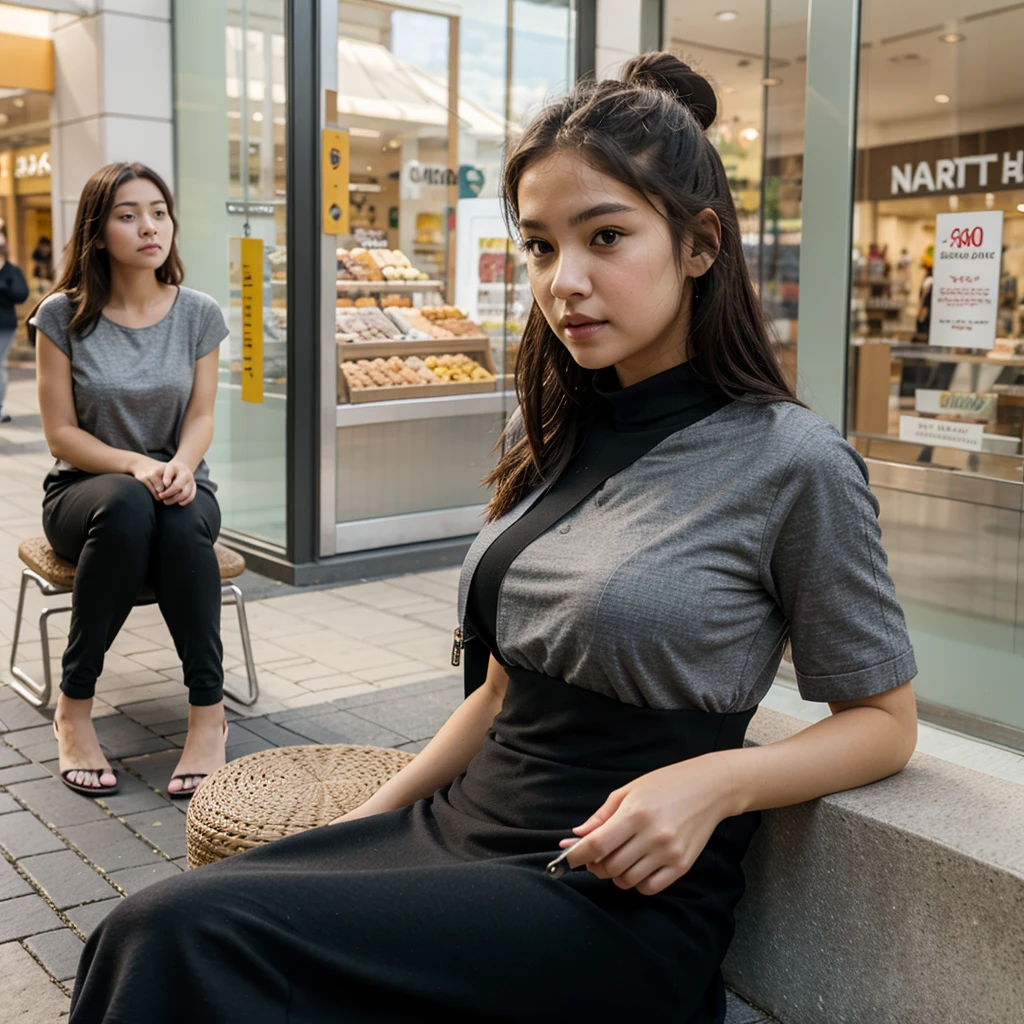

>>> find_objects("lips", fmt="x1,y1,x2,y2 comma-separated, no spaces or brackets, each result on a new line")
139,244,161,253
560,312,608,341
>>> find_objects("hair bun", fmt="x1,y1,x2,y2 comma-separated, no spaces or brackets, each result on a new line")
621,52,717,131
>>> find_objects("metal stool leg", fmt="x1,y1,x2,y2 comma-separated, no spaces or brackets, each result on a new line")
8,570,72,708
221,582,258,706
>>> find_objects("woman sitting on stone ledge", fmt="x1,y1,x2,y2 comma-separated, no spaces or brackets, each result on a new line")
69,55,918,1024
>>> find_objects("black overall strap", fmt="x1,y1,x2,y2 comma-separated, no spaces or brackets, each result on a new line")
464,390,731,696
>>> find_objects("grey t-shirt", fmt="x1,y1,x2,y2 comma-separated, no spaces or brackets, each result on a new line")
30,287,228,493
458,400,917,712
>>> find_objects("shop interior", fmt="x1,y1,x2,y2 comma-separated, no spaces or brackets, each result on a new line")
848,1,1024,482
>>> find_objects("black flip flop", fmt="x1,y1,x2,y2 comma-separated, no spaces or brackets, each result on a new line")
53,721,119,797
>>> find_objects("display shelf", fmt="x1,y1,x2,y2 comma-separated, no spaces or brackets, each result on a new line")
336,279,443,291
336,389,515,427
337,334,497,404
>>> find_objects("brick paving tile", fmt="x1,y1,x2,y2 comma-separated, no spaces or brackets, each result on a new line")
0,697,49,732
0,941,72,1022
6,777,109,829
0,810,66,858
120,748,183,793
95,771,172,817
61,819,167,873
281,709,408,748
0,857,33,900
25,928,86,983
223,737,277,761
119,810,188,861
2,723,56,752
331,675,461,709
0,893,63,942
19,849,118,910
348,690,461,742
67,897,123,938
93,714,173,759
0,740,29,768
395,738,430,754
725,990,774,1023
106,859,181,895
237,716,308,747
0,762,51,785
0,792,19,814
117,696,191,727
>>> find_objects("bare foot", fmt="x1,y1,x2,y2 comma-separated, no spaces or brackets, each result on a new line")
167,703,228,796
54,695,117,791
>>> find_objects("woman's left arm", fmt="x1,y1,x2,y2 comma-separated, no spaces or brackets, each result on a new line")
158,349,219,506
563,681,917,896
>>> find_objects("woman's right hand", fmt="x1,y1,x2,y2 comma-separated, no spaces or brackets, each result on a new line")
128,455,169,500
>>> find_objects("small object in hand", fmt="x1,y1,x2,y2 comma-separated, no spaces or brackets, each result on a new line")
545,839,580,880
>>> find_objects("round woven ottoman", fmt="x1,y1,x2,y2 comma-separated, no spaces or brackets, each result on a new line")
185,744,416,868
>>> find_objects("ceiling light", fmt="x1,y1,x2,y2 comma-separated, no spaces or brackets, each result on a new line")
939,32,965,43
348,127,381,138
762,76,782,87
365,164,373,172
715,10,738,20
387,139,400,149
227,111,241,119
934,93,950,104
13,97,25,108
740,127,760,142
252,111,263,122
1017,204,1024,213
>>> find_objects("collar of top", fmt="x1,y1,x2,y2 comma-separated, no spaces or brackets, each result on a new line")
592,359,720,431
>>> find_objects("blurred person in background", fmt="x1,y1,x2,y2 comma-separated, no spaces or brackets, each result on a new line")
0,237,29,423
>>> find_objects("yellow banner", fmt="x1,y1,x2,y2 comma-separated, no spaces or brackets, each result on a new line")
239,237,264,404
322,128,350,234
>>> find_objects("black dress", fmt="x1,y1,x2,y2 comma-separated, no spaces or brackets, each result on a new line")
70,367,761,1024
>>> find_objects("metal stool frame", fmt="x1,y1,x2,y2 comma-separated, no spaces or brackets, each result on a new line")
8,568,259,709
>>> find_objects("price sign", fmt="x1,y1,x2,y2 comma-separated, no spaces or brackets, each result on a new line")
930,210,1003,349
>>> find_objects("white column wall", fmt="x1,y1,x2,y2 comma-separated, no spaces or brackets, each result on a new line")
594,0,642,80
49,0,173,259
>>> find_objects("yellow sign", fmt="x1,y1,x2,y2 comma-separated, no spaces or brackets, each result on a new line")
321,128,350,234
239,237,264,404
0,34,54,92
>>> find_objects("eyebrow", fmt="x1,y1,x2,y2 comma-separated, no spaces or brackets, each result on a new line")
519,202,636,231
113,200,167,209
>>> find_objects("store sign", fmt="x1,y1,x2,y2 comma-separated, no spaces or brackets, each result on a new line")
858,125,1024,201
929,211,1003,349
238,237,264,404
405,162,458,187
914,389,997,422
899,415,984,452
14,148,50,179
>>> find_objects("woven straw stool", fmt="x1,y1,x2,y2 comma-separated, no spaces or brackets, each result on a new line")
185,744,416,868
9,536,258,709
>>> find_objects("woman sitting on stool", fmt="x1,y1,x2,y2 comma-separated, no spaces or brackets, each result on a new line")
31,161,229,800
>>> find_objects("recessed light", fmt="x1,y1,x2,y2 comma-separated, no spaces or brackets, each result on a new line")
762,76,782,87
365,164,373,172
934,93,951,104
939,32,965,43
252,111,263,122
1017,204,1024,213
740,127,760,142
13,98,25,108
715,10,738,20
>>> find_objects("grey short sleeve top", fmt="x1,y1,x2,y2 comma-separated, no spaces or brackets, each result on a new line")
30,287,228,492
458,396,917,713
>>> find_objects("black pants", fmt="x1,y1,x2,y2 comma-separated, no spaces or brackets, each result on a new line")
42,474,224,706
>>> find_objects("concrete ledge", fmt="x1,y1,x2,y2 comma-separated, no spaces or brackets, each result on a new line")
725,707,1024,1024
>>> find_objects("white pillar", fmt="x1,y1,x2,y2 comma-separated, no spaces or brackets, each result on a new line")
49,0,173,261
595,0,643,80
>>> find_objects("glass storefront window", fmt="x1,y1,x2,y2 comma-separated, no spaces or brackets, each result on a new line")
329,0,573,555
849,1,1024,738
662,1,808,393
175,0,288,549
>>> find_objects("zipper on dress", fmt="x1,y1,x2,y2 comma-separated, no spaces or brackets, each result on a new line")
451,626,466,667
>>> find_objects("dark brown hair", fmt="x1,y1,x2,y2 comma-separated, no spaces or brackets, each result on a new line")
30,162,184,341
486,52,800,521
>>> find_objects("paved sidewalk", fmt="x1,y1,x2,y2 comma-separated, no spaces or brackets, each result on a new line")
0,368,773,1023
